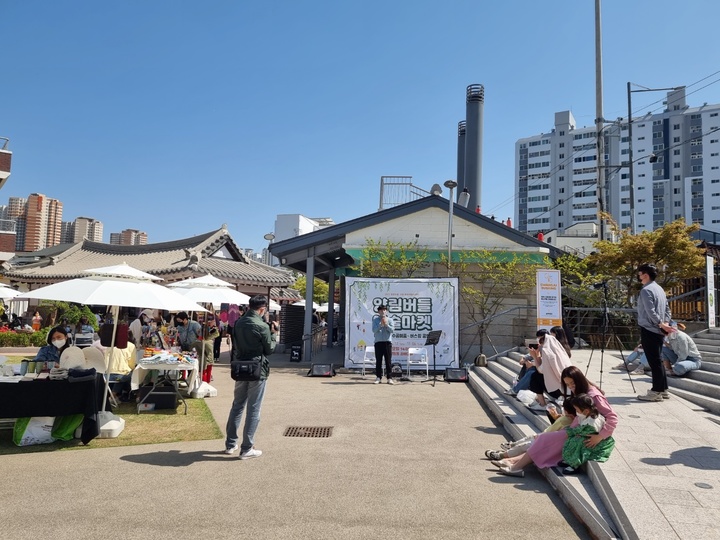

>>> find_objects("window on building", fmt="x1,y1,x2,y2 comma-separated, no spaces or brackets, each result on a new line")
674,149,681,155
674,162,681,168
674,137,681,143
673,124,680,129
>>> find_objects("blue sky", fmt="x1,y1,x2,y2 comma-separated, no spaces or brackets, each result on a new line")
2,1,719,252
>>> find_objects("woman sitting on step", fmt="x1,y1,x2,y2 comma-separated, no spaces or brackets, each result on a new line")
526,333,573,409
493,366,618,478
485,396,577,462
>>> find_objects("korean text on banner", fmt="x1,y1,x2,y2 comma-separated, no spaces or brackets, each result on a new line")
344,278,459,371
536,269,562,330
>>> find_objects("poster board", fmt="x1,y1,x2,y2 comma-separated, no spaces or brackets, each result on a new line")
707,256,716,329
536,269,562,331
345,277,459,370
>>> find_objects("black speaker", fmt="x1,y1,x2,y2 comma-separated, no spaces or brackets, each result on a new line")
444,368,468,382
308,363,335,377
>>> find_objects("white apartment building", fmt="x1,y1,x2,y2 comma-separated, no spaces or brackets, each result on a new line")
515,87,720,237
269,214,335,266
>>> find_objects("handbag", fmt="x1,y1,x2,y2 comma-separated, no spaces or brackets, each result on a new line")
230,357,262,381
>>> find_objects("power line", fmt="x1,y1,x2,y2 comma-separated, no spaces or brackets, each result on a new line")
488,70,720,218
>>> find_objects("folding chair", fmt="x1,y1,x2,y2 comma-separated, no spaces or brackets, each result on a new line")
407,347,429,380
361,346,377,378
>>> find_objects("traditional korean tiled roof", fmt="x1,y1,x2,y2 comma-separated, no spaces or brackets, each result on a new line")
2,227,295,288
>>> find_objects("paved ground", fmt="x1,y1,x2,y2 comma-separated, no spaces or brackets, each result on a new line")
1,344,589,540
570,347,720,540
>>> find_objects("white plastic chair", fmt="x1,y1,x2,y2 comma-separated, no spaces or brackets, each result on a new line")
73,332,95,349
361,346,377,378
407,347,429,380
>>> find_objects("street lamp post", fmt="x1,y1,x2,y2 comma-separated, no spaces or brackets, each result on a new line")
626,82,682,235
443,180,458,277
263,233,275,266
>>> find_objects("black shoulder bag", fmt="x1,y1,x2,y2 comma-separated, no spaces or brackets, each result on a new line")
230,356,262,381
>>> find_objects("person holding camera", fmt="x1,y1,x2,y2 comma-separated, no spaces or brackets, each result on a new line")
372,304,395,385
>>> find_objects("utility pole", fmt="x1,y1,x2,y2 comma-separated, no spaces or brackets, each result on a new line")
595,0,606,242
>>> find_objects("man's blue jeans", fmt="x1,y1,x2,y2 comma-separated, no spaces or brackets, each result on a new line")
225,379,267,453
662,347,702,376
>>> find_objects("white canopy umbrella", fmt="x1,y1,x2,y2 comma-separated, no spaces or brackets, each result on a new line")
292,299,321,309
0,284,21,300
168,275,252,306
317,302,339,313
17,263,208,433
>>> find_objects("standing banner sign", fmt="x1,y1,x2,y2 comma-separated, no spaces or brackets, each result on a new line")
345,277,459,370
707,256,716,329
536,269,562,331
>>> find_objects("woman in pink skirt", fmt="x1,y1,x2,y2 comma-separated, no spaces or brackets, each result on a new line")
495,365,618,477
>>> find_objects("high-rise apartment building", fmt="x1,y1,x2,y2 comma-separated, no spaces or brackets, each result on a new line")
110,229,147,246
515,87,720,236
23,193,63,251
73,217,103,242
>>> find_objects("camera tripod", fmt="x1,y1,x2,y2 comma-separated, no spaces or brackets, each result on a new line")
585,281,636,392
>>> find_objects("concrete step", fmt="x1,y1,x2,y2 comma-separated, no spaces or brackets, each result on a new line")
697,351,720,362
478,362,550,433
467,368,623,540
685,367,720,384
668,375,720,403
698,361,720,374
664,385,720,415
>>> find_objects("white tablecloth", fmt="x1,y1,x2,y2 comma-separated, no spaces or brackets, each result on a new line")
130,356,198,391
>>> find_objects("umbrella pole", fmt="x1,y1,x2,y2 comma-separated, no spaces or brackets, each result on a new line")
102,305,120,412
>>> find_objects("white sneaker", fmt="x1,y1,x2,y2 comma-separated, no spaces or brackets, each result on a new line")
239,448,262,460
374,377,381,384
387,378,395,385
224,444,238,455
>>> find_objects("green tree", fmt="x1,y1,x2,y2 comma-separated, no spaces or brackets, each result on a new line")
587,217,705,306
39,301,98,331
445,250,547,354
292,275,330,305
354,239,429,278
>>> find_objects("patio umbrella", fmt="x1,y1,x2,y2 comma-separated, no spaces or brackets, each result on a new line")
316,303,339,313
168,274,252,306
167,274,252,389
0,284,21,300
17,263,207,431
292,299,321,309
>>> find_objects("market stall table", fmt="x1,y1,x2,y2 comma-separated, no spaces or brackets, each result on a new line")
130,354,198,415
0,374,106,444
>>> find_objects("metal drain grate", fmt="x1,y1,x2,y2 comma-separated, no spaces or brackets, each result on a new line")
283,426,333,438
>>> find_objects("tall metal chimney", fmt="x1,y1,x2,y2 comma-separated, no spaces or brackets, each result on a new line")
464,84,484,212
456,121,466,200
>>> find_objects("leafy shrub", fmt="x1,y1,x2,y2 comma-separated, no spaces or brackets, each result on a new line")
0,329,49,347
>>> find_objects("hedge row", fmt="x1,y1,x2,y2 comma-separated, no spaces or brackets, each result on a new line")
0,331,48,347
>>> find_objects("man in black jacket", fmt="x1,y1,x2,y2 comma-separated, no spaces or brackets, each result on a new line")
223,295,276,459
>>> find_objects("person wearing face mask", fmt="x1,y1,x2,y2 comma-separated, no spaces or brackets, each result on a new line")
560,393,615,474
175,312,202,352
494,366,617,478
34,326,71,369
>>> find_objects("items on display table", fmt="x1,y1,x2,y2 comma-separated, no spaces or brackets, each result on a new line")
131,351,198,414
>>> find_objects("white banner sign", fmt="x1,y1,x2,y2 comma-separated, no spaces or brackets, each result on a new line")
345,277,459,370
708,256,716,329
536,269,562,330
